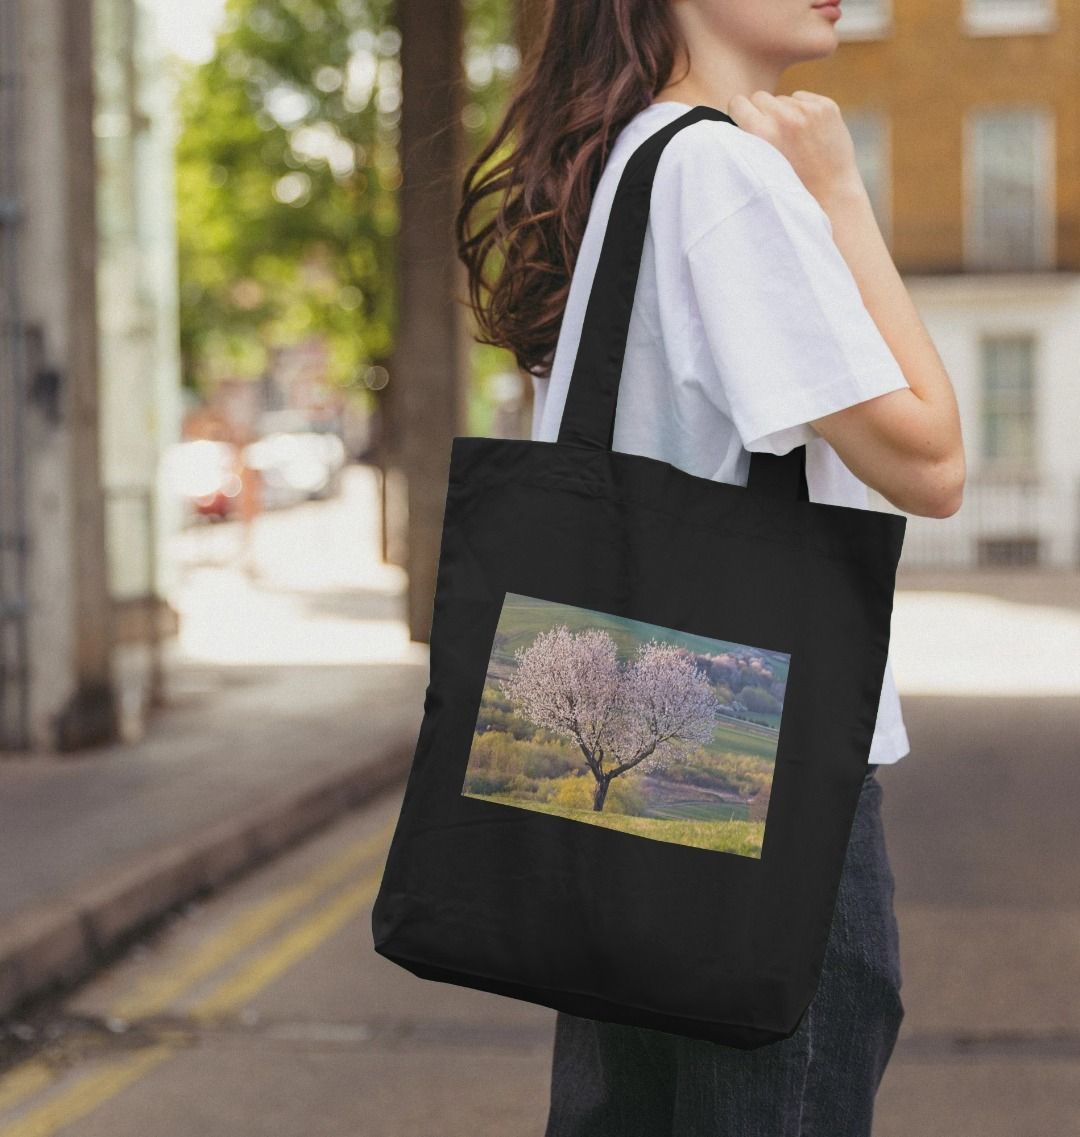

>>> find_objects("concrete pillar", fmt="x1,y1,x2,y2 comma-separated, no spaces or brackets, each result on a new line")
18,0,117,750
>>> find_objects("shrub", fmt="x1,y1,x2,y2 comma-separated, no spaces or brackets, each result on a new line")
551,776,593,811
467,730,518,773
739,686,781,714
548,773,648,815
504,772,541,799
605,777,647,817
463,772,513,796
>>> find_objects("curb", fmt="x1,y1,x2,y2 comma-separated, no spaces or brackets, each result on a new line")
0,742,413,1020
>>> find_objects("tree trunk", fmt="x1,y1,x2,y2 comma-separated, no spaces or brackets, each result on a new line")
592,776,610,812
395,0,466,644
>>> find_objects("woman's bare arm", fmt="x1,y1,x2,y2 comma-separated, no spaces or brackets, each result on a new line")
811,176,966,517
730,90,966,518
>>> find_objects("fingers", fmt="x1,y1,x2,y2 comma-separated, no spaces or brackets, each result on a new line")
790,90,841,115
739,89,840,114
728,89,844,154
727,89,854,203
727,91,770,132
729,91,805,136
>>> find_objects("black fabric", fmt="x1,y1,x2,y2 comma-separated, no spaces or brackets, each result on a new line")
371,104,905,1049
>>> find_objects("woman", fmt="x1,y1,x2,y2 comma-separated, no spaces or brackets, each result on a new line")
457,1,965,1133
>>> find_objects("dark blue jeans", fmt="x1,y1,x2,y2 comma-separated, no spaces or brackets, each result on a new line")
544,764,904,1137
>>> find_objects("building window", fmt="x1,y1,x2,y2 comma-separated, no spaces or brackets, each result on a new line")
846,110,891,245
837,0,892,39
966,108,1054,270
963,0,1055,36
980,335,1037,471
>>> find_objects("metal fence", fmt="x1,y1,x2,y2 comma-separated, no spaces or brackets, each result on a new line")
878,474,1080,570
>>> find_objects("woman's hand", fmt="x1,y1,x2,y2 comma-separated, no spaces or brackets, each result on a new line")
726,90,864,211
728,92,964,517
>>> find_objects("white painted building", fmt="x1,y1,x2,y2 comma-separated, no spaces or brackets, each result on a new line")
820,0,1080,569
885,273,1080,569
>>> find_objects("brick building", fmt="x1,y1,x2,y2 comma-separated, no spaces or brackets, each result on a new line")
781,0,1080,567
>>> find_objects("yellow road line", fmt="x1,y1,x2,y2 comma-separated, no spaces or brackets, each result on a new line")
0,814,395,1134
110,813,395,1020
0,1064,54,1119
0,1045,173,1137
191,868,383,1021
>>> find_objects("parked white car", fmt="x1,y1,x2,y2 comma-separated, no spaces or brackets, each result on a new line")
242,431,347,509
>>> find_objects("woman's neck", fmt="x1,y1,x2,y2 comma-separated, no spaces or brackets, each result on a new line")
655,36,784,114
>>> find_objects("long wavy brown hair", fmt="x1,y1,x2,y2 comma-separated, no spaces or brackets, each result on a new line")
455,0,685,379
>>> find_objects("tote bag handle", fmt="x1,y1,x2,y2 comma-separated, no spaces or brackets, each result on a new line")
556,103,809,504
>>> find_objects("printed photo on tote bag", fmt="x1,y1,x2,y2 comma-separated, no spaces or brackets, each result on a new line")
462,591,788,859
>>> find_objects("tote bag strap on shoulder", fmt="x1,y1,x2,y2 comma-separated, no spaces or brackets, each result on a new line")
556,103,809,504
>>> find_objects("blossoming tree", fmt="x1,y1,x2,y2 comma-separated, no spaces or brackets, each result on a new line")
499,624,720,811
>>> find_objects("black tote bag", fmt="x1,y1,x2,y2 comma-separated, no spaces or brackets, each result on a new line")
371,104,906,1049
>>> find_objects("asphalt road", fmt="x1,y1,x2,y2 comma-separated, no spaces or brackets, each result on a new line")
0,785,555,1137
1,683,1077,1137
0,559,1077,1134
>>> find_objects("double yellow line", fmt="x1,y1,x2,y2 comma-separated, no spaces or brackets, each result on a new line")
0,814,396,1137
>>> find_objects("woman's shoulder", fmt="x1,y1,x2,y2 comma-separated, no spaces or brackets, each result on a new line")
639,109,832,249
659,112,812,201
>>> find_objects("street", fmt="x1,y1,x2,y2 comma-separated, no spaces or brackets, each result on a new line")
0,790,555,1137
4,1,1078,1131
2,681,1078,1135
0,469,1077,1134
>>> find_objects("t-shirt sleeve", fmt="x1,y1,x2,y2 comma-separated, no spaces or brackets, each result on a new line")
685,182,911,455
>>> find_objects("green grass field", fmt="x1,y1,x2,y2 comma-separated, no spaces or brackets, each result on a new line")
644,798,749,822
464,791,767,858
709,718,779,760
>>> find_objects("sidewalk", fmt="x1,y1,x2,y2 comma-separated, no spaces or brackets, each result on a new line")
0,466,429,1018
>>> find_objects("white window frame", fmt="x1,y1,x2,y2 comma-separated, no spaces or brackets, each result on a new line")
837,0,892,41
962,0,1056,36
964,106,1055,271
844,108,892,246
978,333,1038,476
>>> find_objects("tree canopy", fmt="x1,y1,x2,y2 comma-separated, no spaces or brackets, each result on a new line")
175,0,517,397
500,625,720,810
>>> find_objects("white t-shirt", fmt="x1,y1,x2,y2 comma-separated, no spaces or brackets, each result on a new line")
531,100,912,765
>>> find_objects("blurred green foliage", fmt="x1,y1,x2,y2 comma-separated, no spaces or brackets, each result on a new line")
176,0,520,402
